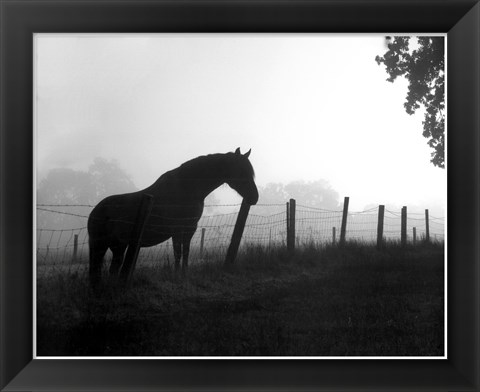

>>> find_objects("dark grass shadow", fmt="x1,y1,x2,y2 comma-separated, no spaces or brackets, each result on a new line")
36,241,445,356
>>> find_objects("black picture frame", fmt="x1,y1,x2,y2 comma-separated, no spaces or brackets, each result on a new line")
1,0,479,391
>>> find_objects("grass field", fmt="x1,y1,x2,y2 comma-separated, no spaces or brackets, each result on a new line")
36,242,445,357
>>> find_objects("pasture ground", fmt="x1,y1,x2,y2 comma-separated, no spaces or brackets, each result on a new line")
36,242,445,356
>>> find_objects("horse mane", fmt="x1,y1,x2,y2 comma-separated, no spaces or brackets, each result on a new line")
177,152,255,180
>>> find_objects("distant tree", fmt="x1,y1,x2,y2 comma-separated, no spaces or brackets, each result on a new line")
38,158,137,206
37,168,95,206
255,180,341,215
88,157,137,200
37,168,95,229
284,180,341,210
37,158,137,229
375,36,445,168
258,183,289,205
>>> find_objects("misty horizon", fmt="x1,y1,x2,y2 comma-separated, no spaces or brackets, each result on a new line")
37,154,445,219
35,34,446,214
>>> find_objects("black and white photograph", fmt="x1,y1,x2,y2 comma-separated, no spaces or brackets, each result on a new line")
34,34,446,357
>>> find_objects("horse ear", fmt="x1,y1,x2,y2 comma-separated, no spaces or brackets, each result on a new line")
235,148,241,155
244,149,251,158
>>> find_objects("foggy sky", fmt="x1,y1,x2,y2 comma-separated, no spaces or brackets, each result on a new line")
35,34,446,213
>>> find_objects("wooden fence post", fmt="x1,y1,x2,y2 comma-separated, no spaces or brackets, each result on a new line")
288,199,296,252
200,228,206,256
72,234,78,262
119,193,154,286
340,196,349,246
425,209,430,243
286,201,290,248
332,227,336,245
413,227,417,245
401,206,407,247
377,205,385,249
269,228,272,250
225,200,251,265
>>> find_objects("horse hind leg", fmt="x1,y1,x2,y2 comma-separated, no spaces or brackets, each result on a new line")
89,240,108,291
181,234,194,276
172,232,194,277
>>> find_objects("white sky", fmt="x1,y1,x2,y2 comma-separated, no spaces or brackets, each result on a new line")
35,34,446,213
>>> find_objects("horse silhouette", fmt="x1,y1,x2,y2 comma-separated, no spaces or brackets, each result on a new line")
87,148,258,288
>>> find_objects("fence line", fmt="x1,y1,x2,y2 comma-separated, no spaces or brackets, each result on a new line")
36,199,445,276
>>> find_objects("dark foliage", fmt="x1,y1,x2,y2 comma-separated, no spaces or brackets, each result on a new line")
376,36,445,168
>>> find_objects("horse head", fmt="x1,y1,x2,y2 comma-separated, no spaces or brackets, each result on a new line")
226,148,259,205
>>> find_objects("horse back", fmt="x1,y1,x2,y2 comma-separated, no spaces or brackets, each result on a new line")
90,193,147,242
88,190,205,248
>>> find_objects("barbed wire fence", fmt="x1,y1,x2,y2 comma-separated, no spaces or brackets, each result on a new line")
36,198,445,277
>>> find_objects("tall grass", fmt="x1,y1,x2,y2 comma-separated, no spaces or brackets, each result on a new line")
37,241,445,357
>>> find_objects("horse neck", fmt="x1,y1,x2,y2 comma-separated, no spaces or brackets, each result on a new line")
181,155,230,199
148,155,230,201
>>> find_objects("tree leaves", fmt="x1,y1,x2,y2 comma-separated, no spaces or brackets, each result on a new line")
376,36,445,168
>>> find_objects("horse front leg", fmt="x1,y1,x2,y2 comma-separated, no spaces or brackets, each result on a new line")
172,235,182,274
182,232,195,276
